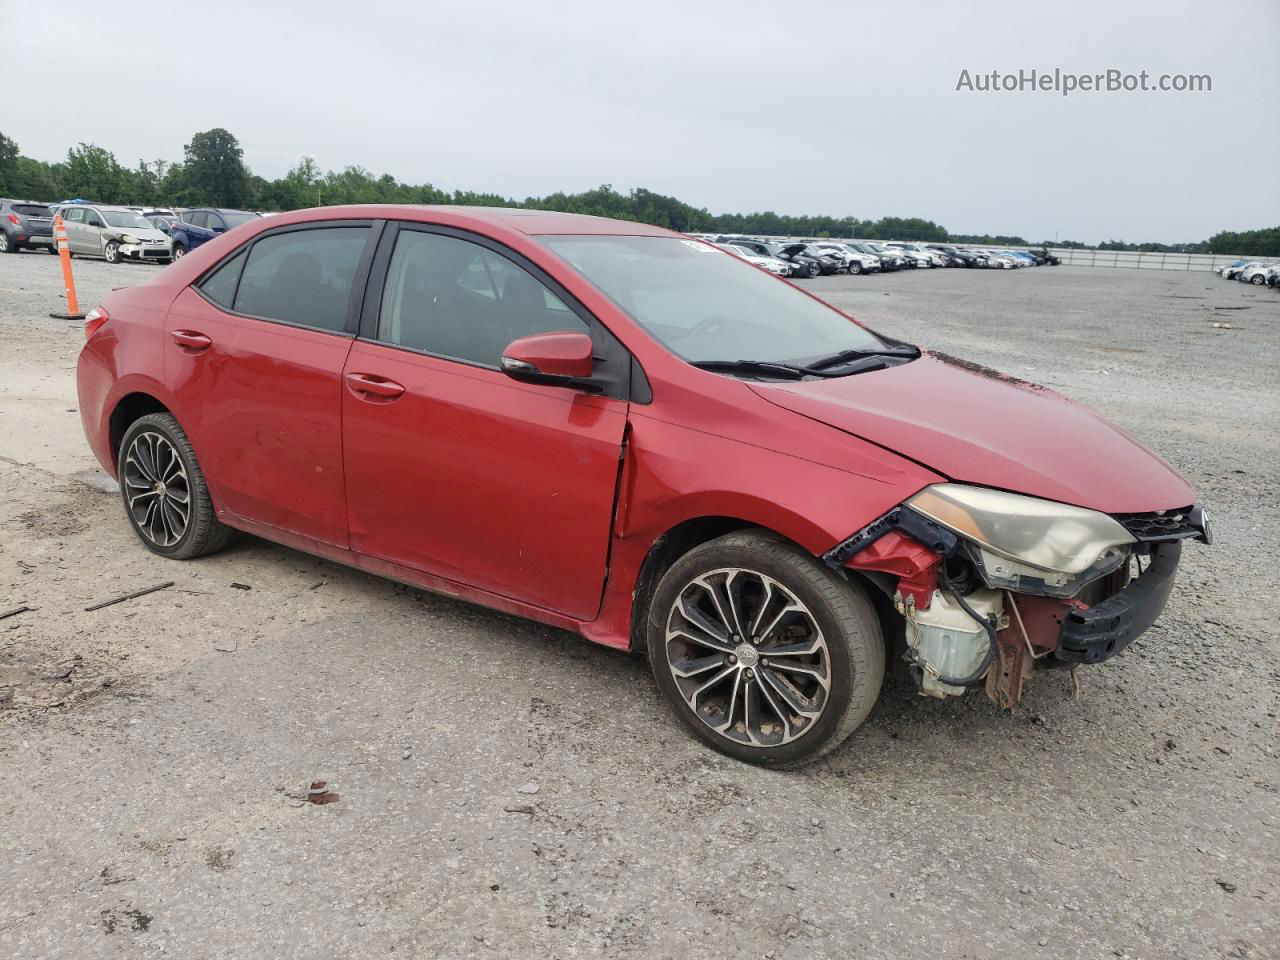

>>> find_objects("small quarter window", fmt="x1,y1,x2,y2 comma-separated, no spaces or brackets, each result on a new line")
198,250,247,309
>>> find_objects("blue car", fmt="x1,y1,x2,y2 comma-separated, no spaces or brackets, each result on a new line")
169,208,261,260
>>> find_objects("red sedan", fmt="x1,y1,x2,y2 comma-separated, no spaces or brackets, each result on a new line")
76,206,1210,767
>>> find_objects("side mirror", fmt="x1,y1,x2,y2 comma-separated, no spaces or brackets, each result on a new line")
500,331,594,388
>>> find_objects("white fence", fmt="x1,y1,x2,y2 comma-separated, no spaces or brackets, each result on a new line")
1030,248,1250,272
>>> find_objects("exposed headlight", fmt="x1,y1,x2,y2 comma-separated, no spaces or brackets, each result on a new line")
906,483,1135,595
120,234,139,245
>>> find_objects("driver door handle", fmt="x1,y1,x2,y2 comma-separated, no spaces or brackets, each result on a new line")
344,372,405,401
171,330,212,352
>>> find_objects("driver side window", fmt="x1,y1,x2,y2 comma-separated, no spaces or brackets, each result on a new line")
376,230,585,367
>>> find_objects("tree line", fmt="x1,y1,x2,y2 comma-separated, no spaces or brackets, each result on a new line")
1,128,1275,255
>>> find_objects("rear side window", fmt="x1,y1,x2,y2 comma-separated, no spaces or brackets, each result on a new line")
198,250,247,309
233,227,370,332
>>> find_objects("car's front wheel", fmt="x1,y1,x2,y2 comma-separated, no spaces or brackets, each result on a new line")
172,243,187,260
848,261,862,275
118,413,235,559
1250,274,1266,285
104,240,121,264
647,531,884,768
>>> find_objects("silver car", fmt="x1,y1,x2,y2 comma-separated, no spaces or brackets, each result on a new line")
54,204,173,264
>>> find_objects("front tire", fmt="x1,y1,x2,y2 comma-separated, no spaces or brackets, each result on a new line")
1250,274,1266,285
647,530,884,768
118,413,235,560
172,243,187,260
848,261,862,275
104,240,121,264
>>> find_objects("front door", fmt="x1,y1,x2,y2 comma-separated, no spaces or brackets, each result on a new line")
164,222,375,546
341,226,628,620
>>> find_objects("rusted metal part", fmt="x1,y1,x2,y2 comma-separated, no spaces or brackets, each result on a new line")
986,628,1031,706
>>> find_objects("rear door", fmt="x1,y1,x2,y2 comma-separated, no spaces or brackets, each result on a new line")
184,210,211,248
340,224,629,619
165,221,378,545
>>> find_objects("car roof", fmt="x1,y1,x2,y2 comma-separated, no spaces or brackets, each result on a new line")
264,204,677,238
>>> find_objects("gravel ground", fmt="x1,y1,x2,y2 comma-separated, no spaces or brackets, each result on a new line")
1,250,1277,960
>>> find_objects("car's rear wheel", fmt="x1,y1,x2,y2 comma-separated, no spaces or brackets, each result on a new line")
104,240,121,264
118,413,234,560
647,530,884,768
0,232,14,254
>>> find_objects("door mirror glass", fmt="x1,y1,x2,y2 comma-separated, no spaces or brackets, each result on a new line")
500,331,594,387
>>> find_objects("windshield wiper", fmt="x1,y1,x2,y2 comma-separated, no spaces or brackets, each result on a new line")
690,360,810,380
804,345,919,371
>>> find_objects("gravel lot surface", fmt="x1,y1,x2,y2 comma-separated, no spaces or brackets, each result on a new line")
1,250,1277,960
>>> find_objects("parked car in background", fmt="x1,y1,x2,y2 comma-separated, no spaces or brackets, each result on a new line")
925,244,978,267
0,199,56,254
848,241,905,271
884,242,934,268
75,205,1210,767
52,204,173,263
811,242,881,274
889,242,947,267
146,215,178,235
726,239,822,278
1219,259,1248,279
168,208,262,259
1238,262,1276,285
714,242,790,277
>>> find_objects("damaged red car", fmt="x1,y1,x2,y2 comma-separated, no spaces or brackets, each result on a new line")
76,207,1211,767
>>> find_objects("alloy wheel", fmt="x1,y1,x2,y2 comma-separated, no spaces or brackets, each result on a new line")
122,432,191,547
664,567,831,747
104,241,120,264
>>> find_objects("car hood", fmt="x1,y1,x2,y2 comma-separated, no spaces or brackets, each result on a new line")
749,352,1194,514
113,227,169,243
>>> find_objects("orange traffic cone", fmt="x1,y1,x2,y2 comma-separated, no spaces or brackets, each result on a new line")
48,213,85,320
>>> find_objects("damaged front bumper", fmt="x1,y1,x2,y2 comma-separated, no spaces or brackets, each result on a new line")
1055,540,1181,664
825,500,1205,705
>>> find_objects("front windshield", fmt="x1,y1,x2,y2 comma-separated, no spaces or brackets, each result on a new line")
222,211,260,227
541,235,887,365
101,210,153,229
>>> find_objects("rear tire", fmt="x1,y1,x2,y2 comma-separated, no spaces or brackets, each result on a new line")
647,530,885,768
118,413,235,560
0,232,13,254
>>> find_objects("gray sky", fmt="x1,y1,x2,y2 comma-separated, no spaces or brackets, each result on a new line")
3,0,1277,243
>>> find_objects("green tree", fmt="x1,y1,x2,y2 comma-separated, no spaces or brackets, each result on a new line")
182,128,249,206
0,131,19,194
58,143,129,203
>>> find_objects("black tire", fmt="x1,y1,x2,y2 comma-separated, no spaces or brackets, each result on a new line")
1250,274,1266,285
103,240,121,264
117,412,235,560
47,244,61,254
0,231,14,254
172,243,187,260
848,261,862,275
647,530,885,768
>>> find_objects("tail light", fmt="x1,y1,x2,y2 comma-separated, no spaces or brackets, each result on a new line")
5,214,19,226
84,306,110,340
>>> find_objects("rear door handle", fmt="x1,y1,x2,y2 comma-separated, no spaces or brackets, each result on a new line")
171,330,212,352
344,372,405,401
